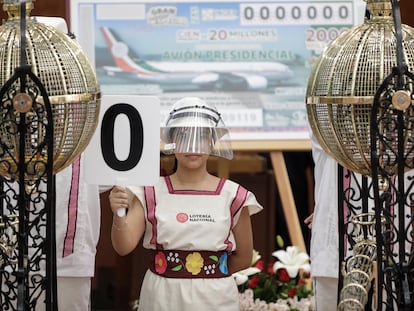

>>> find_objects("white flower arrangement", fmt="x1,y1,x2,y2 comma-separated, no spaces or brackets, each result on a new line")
239,289,315,311
233,236,314,311
132,238,314,311
272,246,311,278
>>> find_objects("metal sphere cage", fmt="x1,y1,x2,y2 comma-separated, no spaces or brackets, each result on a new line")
0,2,100,180
306,0,414,176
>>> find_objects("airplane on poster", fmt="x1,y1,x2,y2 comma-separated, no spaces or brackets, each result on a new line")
99,26,295,91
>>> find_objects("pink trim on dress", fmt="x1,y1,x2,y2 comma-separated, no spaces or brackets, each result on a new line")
145,186,161,249
225,186,248,252
164,175,225,195
63,156,81,257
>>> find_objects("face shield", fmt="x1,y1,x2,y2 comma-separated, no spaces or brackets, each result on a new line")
161,97,233,160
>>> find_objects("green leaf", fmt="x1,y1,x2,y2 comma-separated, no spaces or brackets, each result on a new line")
263,279,272,291
254,287,263,300
171,265,182,271
209,255,219,262
276,235,284,248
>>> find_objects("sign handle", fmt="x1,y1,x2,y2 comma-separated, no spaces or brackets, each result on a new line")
115,177,128,217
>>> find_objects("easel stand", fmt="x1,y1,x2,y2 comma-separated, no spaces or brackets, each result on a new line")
229,139,311,252
270,151,306,252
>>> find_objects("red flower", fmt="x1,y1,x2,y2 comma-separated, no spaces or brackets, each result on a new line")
234,246,314,304
255,259,264,270
288,287,298,298
248,276,260,289
267,263,274,274
154,251,167,274
278,268,290,283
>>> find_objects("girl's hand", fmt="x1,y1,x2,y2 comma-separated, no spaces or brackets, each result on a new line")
304,213,314,229
109,186,146,256
109,186,129,216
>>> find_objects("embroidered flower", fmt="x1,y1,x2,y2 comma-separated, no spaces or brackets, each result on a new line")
203,263,216,275
185,252,204,275
154,251,167,274
219,252,229,275
167,252,180,263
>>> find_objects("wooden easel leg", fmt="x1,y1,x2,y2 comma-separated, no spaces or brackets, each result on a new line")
270,151,306,252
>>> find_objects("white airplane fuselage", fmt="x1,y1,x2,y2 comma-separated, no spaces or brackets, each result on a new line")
100,26,294,91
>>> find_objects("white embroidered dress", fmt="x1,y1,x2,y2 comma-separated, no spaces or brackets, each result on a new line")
128,176,262,311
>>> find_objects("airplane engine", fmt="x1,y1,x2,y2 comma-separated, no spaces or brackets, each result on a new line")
242,74,268,90
213,73,268,91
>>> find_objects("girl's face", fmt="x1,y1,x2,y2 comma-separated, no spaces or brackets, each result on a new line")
175,153,209,170
171,127,213,155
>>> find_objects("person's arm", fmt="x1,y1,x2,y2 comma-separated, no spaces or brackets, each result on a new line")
228,206,253,274
109,186,146,256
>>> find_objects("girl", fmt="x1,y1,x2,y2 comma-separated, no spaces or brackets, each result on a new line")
109,97,262,311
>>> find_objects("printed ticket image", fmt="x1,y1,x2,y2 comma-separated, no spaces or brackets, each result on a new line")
71,0,361,140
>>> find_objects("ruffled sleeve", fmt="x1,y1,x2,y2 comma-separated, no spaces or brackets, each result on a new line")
244,191,263,216
231,185,263,226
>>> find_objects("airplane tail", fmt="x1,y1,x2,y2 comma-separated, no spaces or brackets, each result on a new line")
100,27,160,75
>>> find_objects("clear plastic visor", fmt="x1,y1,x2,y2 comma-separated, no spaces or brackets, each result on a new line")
161,111,233,160
161,127,233,160
161,106,233,159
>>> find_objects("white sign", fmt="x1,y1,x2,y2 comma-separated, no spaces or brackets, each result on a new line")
84,95,160,186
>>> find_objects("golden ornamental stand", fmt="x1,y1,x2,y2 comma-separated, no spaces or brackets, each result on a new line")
307,0,414,309
0,0,100,309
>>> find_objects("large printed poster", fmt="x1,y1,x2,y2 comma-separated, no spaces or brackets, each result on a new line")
71,0,364,141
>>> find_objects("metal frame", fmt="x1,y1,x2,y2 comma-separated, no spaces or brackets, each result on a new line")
338,1,414,310
0,2,56,310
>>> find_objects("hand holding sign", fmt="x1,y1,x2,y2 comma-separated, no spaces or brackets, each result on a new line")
84,95,160,187
115,177,128,217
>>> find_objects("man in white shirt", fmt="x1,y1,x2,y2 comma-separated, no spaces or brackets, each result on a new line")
53,156,101,310
305,133,340,310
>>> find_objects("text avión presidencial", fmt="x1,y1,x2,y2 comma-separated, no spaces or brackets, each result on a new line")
162,49,294,62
